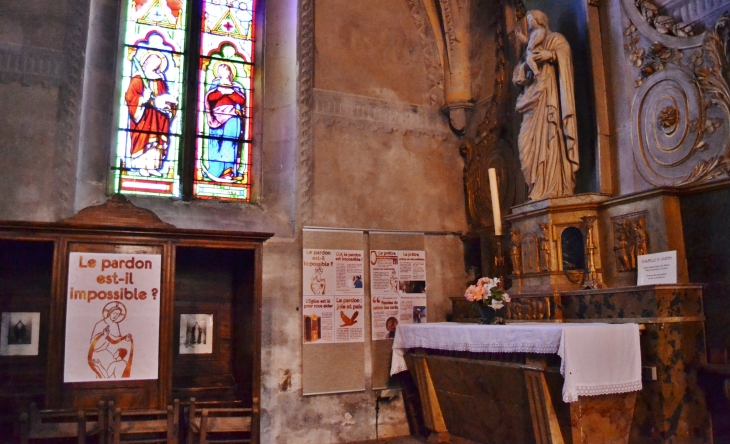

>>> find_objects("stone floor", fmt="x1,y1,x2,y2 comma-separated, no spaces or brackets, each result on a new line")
353,434,480,443
352,436,428,444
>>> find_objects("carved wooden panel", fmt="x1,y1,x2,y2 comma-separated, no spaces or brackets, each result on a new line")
509,230,522,277
506,297,550,321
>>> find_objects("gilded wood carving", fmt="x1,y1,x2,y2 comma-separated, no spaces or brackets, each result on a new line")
510,229,522,277
612,213,649,272
521,232,539,274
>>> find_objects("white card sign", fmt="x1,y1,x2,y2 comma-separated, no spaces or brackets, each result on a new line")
64,253,161,382
637,251,677,286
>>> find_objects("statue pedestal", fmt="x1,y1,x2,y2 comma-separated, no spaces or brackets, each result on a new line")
504,193,610,293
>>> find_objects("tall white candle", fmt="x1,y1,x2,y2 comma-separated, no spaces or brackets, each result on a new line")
488,168,502,236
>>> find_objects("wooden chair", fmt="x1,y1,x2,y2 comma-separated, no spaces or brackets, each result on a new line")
110,399,179,444
19,401,107,444
186,398,251,444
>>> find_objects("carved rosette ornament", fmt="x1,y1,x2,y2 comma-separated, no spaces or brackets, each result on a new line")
622,2,730,187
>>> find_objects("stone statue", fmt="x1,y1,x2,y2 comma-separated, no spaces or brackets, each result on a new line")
538,223,551,272
512,10,579,201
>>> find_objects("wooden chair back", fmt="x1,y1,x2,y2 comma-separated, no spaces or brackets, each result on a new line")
110,399,179,444
19,401,106,444
186,398,251,444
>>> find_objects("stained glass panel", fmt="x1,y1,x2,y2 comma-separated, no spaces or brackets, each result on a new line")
113,0,188,197
194,0,255,200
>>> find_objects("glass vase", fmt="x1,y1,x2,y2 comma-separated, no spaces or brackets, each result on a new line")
477,302,506,325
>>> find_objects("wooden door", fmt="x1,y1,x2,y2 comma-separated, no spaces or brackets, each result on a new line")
58,242,169,410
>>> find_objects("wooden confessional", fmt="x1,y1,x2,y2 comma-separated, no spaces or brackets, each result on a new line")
0,195,272,442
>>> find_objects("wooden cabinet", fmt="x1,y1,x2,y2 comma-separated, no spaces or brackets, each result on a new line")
0,195,272,442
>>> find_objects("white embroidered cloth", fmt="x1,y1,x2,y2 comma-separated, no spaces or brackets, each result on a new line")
390,322,642,403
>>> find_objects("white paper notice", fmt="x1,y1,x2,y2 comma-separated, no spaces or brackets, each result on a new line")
370,250,427,340
370,250,399,295
303,249,364,344
64,253,161,382
335,251,365,295
303,249,336,296
371,295,399,340
637,251,677,285
335,296,364,342
303,296,335,343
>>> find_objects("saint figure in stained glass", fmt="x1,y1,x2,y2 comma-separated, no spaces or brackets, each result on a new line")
124,44,179,177
203,61,246,181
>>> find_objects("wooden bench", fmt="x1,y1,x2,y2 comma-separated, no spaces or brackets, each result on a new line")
19,401,106,444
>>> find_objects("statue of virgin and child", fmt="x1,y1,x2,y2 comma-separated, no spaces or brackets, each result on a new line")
513,10,580,201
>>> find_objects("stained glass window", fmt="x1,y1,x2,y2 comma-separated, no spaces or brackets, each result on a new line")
113,0,255,201
194,0,254,200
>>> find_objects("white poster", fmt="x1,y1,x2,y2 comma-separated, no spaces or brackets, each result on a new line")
64,253,161,382
303,249,364,344
370,250,427,340
335,296,364,343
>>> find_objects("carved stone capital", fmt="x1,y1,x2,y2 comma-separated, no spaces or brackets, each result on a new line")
441,101,474,133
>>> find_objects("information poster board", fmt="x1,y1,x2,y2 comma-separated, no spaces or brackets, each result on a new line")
64,253,161,382
302,249,364,344
370,250,427,340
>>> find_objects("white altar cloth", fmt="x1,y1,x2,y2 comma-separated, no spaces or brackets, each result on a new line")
391,322,642,403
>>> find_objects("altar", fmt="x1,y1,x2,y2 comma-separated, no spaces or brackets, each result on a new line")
392,322,643,443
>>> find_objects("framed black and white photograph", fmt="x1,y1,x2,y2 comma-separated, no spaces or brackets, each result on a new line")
1,312,40,356
179,314,213,354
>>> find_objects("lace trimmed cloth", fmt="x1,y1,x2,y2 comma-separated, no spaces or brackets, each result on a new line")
390,322,642,403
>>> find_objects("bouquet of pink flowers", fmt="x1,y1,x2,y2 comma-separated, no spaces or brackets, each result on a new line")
464,277,511,310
